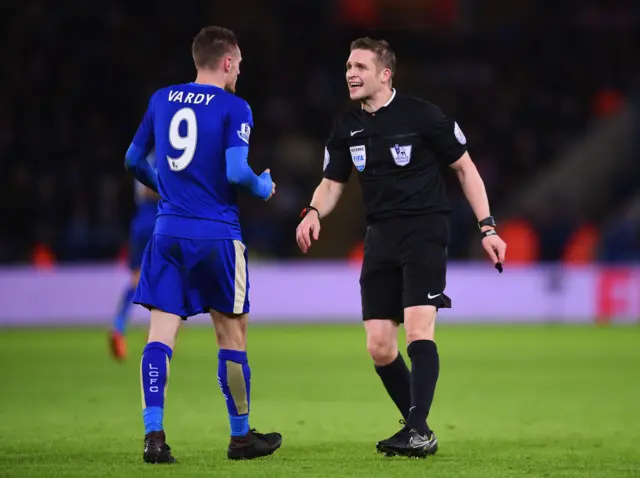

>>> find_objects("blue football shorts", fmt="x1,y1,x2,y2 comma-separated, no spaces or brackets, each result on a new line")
133,234,250,319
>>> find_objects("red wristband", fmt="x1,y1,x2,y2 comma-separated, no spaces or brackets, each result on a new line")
300,206,320,220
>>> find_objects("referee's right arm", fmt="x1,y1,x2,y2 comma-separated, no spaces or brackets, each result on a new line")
296,119,351,253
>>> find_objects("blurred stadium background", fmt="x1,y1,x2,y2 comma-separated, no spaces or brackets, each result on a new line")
2,0,639,323
1,1,639,476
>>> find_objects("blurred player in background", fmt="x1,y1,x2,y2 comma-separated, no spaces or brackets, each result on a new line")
124,26,281,463
109,152,159,361
297,38,506,458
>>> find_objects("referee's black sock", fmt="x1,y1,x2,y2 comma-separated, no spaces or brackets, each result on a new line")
374,353,411,420
406,340,439,435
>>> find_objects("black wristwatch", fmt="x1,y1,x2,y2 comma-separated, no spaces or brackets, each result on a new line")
300,206,320,220
477,216,496,230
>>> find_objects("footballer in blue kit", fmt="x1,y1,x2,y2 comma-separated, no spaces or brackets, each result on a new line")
109,153,159,361
124,26,282,463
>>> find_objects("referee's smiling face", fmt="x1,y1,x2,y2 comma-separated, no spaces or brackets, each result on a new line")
346,49,387,101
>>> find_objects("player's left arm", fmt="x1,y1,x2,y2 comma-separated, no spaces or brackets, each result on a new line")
224,100,273,200
125,93,159,192
420,104,506,265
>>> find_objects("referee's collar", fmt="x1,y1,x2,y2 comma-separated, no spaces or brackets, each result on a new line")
383,88,397,107
361,88,396,111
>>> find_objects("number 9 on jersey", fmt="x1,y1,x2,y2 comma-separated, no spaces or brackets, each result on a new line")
167,107,198,171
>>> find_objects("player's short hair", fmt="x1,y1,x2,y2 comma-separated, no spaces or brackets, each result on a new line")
350,37,396,78
192,26,238,70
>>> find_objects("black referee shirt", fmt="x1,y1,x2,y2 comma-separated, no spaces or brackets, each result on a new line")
323,89,468,223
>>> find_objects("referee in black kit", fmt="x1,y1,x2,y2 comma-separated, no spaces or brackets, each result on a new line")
296,38,507,458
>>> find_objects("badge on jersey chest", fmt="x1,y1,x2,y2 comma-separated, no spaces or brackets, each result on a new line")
349,145,367,172
390,144,412,167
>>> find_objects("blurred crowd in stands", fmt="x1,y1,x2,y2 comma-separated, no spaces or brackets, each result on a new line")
2,0,639,265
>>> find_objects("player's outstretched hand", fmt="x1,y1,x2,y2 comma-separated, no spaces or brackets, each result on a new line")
482,232,507,269
260,169,276,201
296,210,320,254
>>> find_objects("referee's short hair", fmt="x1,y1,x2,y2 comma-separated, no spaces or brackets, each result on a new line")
350,37,396,78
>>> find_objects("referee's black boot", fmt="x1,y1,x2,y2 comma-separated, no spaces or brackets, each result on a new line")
143,431,176,464
376,420,438,458
227,429,282,460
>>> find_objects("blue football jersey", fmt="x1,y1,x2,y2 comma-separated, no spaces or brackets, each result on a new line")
130,83,253,240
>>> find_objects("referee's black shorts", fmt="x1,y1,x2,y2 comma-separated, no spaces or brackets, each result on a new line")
359,214,452,323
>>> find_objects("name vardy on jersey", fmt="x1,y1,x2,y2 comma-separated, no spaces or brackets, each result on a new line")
168,90,215,105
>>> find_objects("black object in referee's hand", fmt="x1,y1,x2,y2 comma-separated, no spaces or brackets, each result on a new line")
478,217,502,274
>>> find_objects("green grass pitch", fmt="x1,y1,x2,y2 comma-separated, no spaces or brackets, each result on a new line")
1,323,639,477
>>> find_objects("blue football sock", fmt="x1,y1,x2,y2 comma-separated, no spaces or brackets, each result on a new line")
218,349,251,437
112,286,135,334
141,342,173,434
